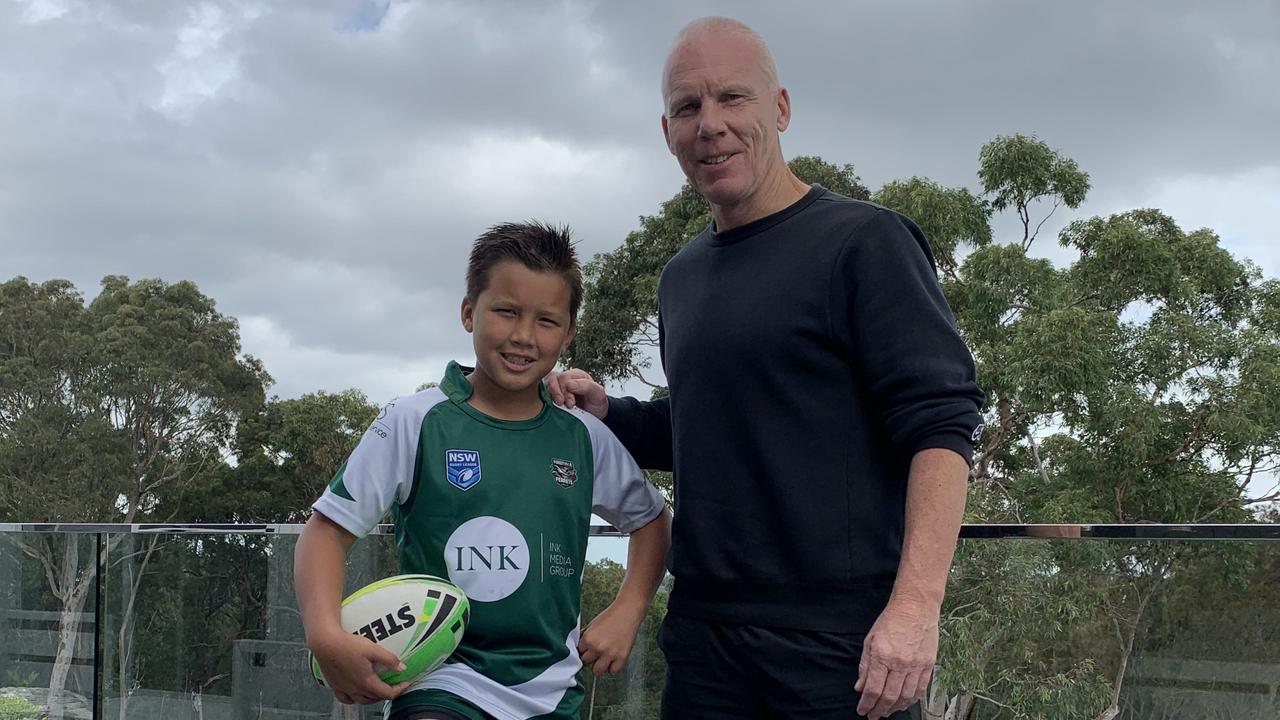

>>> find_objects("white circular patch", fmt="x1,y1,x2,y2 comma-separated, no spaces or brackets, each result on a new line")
443,516,530,602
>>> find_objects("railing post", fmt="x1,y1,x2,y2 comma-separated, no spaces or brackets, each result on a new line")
92,531,103,720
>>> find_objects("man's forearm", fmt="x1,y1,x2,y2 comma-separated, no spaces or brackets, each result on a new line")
888,448,969,611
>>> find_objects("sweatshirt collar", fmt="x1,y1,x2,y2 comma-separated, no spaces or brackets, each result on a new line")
705,184,826,247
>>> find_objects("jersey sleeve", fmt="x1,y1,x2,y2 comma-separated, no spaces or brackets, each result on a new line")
311,396,428,539
571,409,667,533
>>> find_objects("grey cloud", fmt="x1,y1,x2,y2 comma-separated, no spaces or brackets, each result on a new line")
2,0,1277,399
587,0,1280,190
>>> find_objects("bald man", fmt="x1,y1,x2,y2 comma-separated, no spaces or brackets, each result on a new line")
551,17,983,720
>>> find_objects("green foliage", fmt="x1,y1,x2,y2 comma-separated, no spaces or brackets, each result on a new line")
978,134,1089,213
978,134,1090,248
0,696,41,720
186,389,378,523
108,535,272,695
1,670,38,688
0,275,270,524
0,275,273,704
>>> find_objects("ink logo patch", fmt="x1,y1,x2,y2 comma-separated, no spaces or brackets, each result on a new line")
551,458,576,488
444,516,529,601
446,449,482,491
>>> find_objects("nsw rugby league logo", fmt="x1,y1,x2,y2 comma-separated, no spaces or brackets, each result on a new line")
446,449,482,491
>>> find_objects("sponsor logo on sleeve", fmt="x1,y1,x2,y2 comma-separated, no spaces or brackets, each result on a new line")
368,400,396,440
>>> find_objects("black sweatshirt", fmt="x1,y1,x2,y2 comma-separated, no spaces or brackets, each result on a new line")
604,185,985,634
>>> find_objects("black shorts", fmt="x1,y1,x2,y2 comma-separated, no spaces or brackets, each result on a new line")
658,612,921,720
387,690,492,720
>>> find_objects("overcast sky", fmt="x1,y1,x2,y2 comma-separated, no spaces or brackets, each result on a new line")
3,0,1278,404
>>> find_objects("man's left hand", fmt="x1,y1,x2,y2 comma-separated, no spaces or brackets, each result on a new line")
854,601,938,719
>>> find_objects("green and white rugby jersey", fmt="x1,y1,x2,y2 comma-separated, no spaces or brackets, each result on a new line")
312,361,666,720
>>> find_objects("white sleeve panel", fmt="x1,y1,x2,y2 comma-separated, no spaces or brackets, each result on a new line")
311,390,446,539
570,408,668,534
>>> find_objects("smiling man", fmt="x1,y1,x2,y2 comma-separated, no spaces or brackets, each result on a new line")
550,17,984,720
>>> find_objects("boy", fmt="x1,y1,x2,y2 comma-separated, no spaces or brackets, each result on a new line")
295,222,672,720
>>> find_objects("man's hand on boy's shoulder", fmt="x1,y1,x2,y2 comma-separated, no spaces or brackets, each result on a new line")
577,600,647,675
545,368,609,419
308,629,413,705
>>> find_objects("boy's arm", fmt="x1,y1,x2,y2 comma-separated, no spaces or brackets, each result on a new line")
295,513,355,644
578,505,672,675
295,512,411,704
575,403,672,674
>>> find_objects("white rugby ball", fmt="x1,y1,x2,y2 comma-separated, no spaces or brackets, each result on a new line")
310,574,469,686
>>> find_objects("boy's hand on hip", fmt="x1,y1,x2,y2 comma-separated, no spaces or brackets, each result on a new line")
854,601,938,719
309,629,412,705
577,602,645,675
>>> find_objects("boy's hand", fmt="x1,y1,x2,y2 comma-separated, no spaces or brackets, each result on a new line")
577,602,645,675
309,629,413,704
545,368,609,419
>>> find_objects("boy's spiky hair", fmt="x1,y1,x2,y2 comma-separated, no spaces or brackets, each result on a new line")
466,222,583,321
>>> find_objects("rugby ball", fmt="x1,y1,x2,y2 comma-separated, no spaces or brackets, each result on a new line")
310,574,469,687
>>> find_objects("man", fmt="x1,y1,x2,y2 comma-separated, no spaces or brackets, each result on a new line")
549,17,983,720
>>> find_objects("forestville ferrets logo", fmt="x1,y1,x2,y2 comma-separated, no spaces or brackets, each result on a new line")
551,458,576,488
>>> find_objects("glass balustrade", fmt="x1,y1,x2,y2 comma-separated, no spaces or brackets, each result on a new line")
1,523,1277,720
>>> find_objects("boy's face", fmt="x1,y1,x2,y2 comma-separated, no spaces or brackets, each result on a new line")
461,260,576,400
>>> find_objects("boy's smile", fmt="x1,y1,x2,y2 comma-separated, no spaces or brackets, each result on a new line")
462,260,576,420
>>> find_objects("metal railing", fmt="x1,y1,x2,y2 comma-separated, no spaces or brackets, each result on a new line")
1,523,1277,720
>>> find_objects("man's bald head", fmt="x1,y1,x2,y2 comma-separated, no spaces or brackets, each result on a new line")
662,17,779,97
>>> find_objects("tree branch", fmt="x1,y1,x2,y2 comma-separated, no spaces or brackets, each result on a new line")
1025,428,1051,487
1019,202,1031,249
971,691,1016,713
1027,199,1061,249
633,369,665,391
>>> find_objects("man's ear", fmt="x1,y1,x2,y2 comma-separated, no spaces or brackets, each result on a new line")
661,113,675,154
460,297,474,333
776,86,792,132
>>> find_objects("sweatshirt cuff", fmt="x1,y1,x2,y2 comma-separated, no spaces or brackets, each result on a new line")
911,431,977,470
